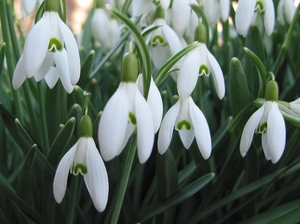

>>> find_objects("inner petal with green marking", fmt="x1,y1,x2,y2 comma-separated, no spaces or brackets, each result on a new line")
71,163,88,175
199,64,210,77
255,0,265,13
151,35,166,47
176,120,192,130
48,38,63,52
129,112,137,125
257,122,267,134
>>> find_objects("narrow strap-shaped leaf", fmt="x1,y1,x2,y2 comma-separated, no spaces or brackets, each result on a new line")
0,43,6,72
78,50,95,86
138,172,214,222
15,118,35,152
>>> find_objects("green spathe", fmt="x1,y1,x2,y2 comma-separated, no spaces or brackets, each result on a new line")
122,52,139,82
194,23,208,45
44,0,60,12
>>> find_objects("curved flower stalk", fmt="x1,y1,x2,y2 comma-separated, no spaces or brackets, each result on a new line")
158,96,212,160
176,43,225,99
235,0,275,37
53,115,109,212
203,0,230,23
91,8,120,51
98,52,155,164
240,80,286,163
13,11,80,93
148,18,182,70
277,0,296,25
21,0,43,18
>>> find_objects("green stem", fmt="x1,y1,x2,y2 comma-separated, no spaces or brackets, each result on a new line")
110,137,137,224
272,4,300,75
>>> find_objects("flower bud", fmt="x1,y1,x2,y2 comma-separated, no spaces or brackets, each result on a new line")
265,80,278,101
79,115,93,137
194,23,208,45
122,52,139,82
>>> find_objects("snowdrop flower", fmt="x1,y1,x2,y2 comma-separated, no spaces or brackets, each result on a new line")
235,0,275,37
53,115,109,212
277,0,296,25
13,11,80,93
203,0,230,23
177,42,225,99
148,17,182,70
289,98,300,117
21,0,43,18
137,75,163,133
160,0,171,9
91,8,119,51
98,52,155,164
131,0,152,17
158,96,211,159
240,80,286,163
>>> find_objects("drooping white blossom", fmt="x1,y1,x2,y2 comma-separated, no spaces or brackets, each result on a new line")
277,0,296,25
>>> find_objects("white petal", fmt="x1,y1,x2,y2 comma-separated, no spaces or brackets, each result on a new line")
44,67,59,89
21,0,37,17
162,22,182,55
91,9,110,43
240,105,265,157
263,0,275,35
171,0,190,35
53,142,77,203
266,103,286,163
277,0,285,25
220,0,230,22
189,97,212,159
203,0,220,24
131,0,152,17
235,0,256,37
23,12,51,77
83,138,109,212
177,47,201,99
59,17,80,85
55,50,74,93
178,128,195,149
150,44,171,70
261,133,271,161
158,101,180,154
284,0,296,24
12,55,27,89
134,88,155,163
98,83,129,161
206,46,225,99
33,51,54,81
161,0,170,9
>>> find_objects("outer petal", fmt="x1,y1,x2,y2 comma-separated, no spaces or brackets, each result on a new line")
134,88,155,163
284,0,296,24
12,55,27,89
189,98,212,159
162,21,182,55
266,103,286,163
161,0,170,9
33,51,54,81
240,105,265,157
23,12,51,77
235,0,256,37
91,9,110,43
203,0,220,24
177,47,201,99
131,0,152,17
171,0,190,35
98,83,129,161
55,50,74,93
158,101,180,154
44,67,59,89
263,0,275,35
59,17,81,85
277,0,285,25
53,142,77,203
83,139,109,212
261,133,271,161
206,46,225,99
220,0,230,22
150,45,171,70
21,0,37,17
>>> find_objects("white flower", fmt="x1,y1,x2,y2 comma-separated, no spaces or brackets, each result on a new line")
13,11,80,93
203,0,230,23
235,0,275,37
177,43,225,99
161,0,171,9
277,0,296,25
240,101,286,163
137,75,163,133
21,0,42,18
98,82,155,164
53,137,109,212
158,96,211,159
148,18,182,70
131,0,152,17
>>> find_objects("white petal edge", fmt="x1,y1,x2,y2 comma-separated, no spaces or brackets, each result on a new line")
12,55,27,89
235,0,256,37
55,50,74,93
157,101,180,154
53,142,77,203
263,0,275,36
240,105,264,157
83,138,109,212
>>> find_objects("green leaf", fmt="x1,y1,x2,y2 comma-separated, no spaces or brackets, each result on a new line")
154,42,200,86
47,117,76,167
229,57,250,117
17,145,37,204
78,50,95,86
0,43,6,72
138,173,214,222
15,118,35,152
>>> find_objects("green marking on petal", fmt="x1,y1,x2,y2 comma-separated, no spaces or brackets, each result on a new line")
48,38,63,51
72,163,87,175
151,35,166,46
199,64,209,77
257,122,267,133
129,112,137,125
255,0,265,13
176,120,192,130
